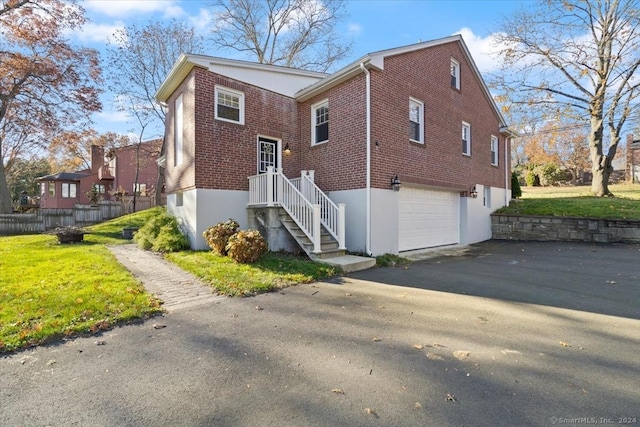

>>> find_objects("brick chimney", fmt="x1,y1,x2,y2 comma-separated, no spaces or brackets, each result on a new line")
90,145,105,173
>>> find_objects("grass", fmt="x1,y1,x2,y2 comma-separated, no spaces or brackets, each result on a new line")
0,207,341,351
165,251,339,297
0,234,161,353
497,183,640,219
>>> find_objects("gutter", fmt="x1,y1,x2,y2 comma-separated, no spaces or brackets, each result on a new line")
360,62,372,256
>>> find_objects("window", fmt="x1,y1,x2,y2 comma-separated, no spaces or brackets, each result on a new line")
94,184,106,194
409,98,424,143
491,135,499,166
451,58,460,90
483,186,491,208
215,86,244,124
61,183,77,198
133,183,147,195
462,122,471,155
48,182,55,197
174,93,184,166
175,192,183,207
312,100,329,145
41,183,46,196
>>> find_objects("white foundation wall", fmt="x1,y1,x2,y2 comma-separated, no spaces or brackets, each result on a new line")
329,188,399,256
168,189,249,250
460,185,509,245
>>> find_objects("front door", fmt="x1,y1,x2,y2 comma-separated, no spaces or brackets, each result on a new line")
258,137,279,173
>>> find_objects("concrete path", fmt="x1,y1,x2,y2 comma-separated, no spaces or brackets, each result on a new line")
108,244,225,312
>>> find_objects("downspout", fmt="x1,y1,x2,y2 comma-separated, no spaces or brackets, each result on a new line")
360,62,372,256
505,136,509,206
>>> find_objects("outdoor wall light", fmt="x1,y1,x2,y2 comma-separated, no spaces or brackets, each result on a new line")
284,143,291,156
391,175,402,192
470,185,478,198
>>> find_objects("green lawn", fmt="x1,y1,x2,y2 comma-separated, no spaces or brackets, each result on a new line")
165,251,338,297
0,234,161,353
1,208,341,352
498,183,640,219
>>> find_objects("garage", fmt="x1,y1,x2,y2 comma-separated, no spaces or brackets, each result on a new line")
398,186,460,251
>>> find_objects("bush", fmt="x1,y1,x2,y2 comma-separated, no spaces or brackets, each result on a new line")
203,219,239,255
535,163,563,186
525,170,539,187
134,209,189,252
511,171,522,199
226,229,267,263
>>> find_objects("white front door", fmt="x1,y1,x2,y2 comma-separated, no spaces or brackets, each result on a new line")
257,136,280,173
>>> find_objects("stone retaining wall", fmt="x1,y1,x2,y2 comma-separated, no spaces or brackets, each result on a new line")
491,214,640,243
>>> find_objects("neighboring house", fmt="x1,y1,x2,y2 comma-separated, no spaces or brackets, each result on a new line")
155,35,517,258
625,134,640,183
38,140,162,208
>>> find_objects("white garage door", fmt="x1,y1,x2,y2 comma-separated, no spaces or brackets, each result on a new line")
399,186,459,251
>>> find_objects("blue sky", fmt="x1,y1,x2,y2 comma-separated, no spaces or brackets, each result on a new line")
76,0,531,137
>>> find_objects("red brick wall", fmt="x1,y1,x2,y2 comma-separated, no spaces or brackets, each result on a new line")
368,42,509,191
113,141,161,195
298,77,368,191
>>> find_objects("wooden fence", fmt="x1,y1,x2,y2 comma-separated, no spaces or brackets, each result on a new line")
0,201,124,235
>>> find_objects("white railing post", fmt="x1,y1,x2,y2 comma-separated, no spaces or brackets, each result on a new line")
300,170,308,202
276,167,283,205
312,204,321,253
266,166,274,206
307,170,315,183
338,203,346,249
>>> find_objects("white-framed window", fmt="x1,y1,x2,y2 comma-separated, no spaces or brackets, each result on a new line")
451,58,460,90
133,183,147,195
93,184,106,194
491,135,499,166
48,182,55,197
311,99,329,145
175,192,183,207
61,183,77,198
174,93,184,166
215,86,244,125
409,97,424,143
462,122,471,155
483,186,491,208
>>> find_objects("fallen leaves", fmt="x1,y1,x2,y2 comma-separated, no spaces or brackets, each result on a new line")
446,393,457,402
426,352,444,360
331,388,345,394
453,350,471,361
413,344,424,350
560,341,571,347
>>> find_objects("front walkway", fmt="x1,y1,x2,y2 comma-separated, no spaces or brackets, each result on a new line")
108,244,225,312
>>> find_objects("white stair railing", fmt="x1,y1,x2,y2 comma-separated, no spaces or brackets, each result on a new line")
300,171,346,250
248,167,345,253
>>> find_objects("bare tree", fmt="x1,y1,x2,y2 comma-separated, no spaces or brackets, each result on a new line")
492,0,640,196
105,19,204,206
210,0,351,72
0,0,102,213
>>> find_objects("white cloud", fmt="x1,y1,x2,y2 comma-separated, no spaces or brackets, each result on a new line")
454,27,505,73
347,22,363,37
94,109,130,124
83,0,185,18
73,21,125,43
188,8,214,34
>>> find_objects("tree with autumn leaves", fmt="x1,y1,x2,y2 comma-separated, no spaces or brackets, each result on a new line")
0,0,102,213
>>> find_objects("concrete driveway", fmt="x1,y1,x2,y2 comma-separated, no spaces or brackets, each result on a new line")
1,241,638,426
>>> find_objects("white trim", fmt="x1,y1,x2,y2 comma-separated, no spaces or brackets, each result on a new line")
311,99,329,146
462,121,471,156
215,85,245,125
451,58,460,90
360,63,372,256
491,135,499,166
409,97,424,144
174,93,184,166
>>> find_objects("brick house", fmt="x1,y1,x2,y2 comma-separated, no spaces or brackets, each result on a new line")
155,35,516,259
626,134,640,183
38,140,162,208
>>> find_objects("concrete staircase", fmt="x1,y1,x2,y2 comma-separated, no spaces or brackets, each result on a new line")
278,208,375,273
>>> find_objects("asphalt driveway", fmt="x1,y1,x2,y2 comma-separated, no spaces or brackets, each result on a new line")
1,241,638,426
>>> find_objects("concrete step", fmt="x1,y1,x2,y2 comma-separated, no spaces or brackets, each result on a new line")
313,254,376,273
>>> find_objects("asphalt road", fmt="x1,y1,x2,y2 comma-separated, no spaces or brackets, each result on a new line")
1,241,638,426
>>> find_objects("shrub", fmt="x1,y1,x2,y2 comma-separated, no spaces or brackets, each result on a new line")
535,163,563,186
134,209,189,252
226,229,267,263
511,171,522,199
525,170,539,187
203,219,239,255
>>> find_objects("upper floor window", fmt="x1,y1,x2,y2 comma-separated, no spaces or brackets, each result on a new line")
491,135,499,166
312,100,329,145
61,183,77,198
174,93,184,166
215,86,244,125
409,98,424,143
462,122,471,155
451,58,460,90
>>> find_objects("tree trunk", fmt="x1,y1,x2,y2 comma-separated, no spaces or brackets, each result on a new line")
0,159,13,213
